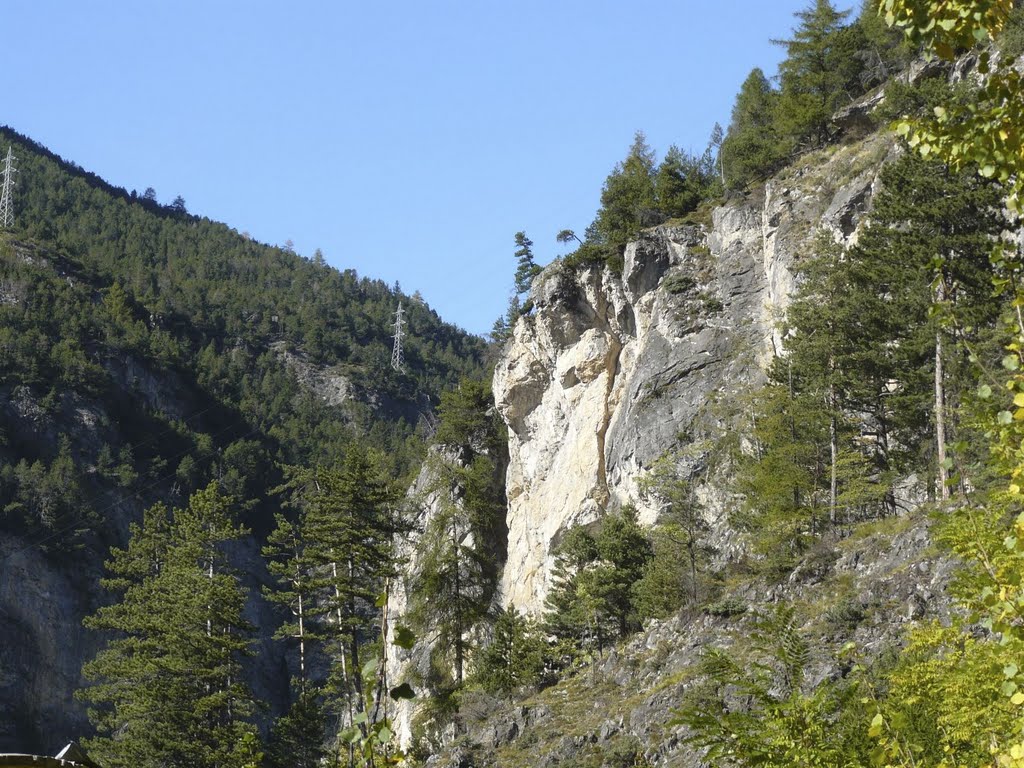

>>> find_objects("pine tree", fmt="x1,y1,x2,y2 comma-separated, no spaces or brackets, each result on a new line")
590,507,652,639
543,509,652,654
636,451,713,611
279,448,398,734
411,488,493,686
263,506,318,691
473,607,545,695
654,145,715,220
409,377,505,689
721,69,787,187
543,526,602,658
79,483,258,768
512,231,541,297
773,0,860,148
592,131,658,251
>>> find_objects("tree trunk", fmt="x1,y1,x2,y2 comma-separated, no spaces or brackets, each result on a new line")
935,280,949,501
829,400,838,526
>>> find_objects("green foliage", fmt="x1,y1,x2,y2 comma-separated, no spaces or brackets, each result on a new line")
676,605,873,768
433,377,505,456
774,0,861,149
265,691,329,768
721,69,788,187
79,483,259,768
473,607,546,695
732,384,832,575
592,131,659,253
635,450,715,616
0,435,95,551
997,2,1024,58
409,376,506,699
654,145,720,220
513,231,541,297
272,448,401,732
854,0,917,87
738,154,1005,575
543,509,653,662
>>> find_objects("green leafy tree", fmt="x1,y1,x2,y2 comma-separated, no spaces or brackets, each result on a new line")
410,478,493,687
262,506,319,691
590,507,653,639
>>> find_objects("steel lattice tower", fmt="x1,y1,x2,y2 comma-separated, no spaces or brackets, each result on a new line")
391,302,406,372
0,146,16,229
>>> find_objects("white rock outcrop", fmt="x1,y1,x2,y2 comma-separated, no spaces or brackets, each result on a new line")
493,133,892,615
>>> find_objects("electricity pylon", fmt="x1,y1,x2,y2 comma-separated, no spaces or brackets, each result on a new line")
391,303,406,372
0,146,17,229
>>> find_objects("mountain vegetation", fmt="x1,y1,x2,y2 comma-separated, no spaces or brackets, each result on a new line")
2,0,1024,765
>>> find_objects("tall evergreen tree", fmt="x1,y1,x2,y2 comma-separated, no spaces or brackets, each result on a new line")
409,378,505,689
79,484,259,768
654,145,716,219
275,448,399,735
721,69,787,187
592,131,658,251
512,231,541,297
636,451,713,610
773,0,861,148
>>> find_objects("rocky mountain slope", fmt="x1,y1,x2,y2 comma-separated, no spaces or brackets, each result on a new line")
387,129,902,754
494,130,893,616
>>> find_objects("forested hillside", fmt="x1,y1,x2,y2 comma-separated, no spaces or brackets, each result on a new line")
0,125,487,755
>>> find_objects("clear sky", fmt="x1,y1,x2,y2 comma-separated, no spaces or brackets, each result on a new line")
4,1,819,336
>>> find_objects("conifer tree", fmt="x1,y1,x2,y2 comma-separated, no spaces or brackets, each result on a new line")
593,131,658,251
829,155,1000,495
79,484,258,768
773,0,861,148
636,451,712,610
277,448,398,734
512,231,541,298
654,145,715,219
473,607,545,695
409,378,505,688
721,69,787,187
543,509,652,655
262,506,318,691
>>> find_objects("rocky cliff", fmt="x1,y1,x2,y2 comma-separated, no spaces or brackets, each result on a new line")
493,131,893,615
387,131,897,750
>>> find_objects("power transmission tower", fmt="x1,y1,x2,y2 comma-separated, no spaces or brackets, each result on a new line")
0,146,17,229
391,302,406,372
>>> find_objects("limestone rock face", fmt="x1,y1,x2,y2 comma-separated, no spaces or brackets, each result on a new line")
493,133,892,615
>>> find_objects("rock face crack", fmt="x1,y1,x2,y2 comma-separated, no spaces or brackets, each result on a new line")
595,333,623,507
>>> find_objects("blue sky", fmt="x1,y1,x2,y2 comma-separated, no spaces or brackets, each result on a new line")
4,1,818,335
